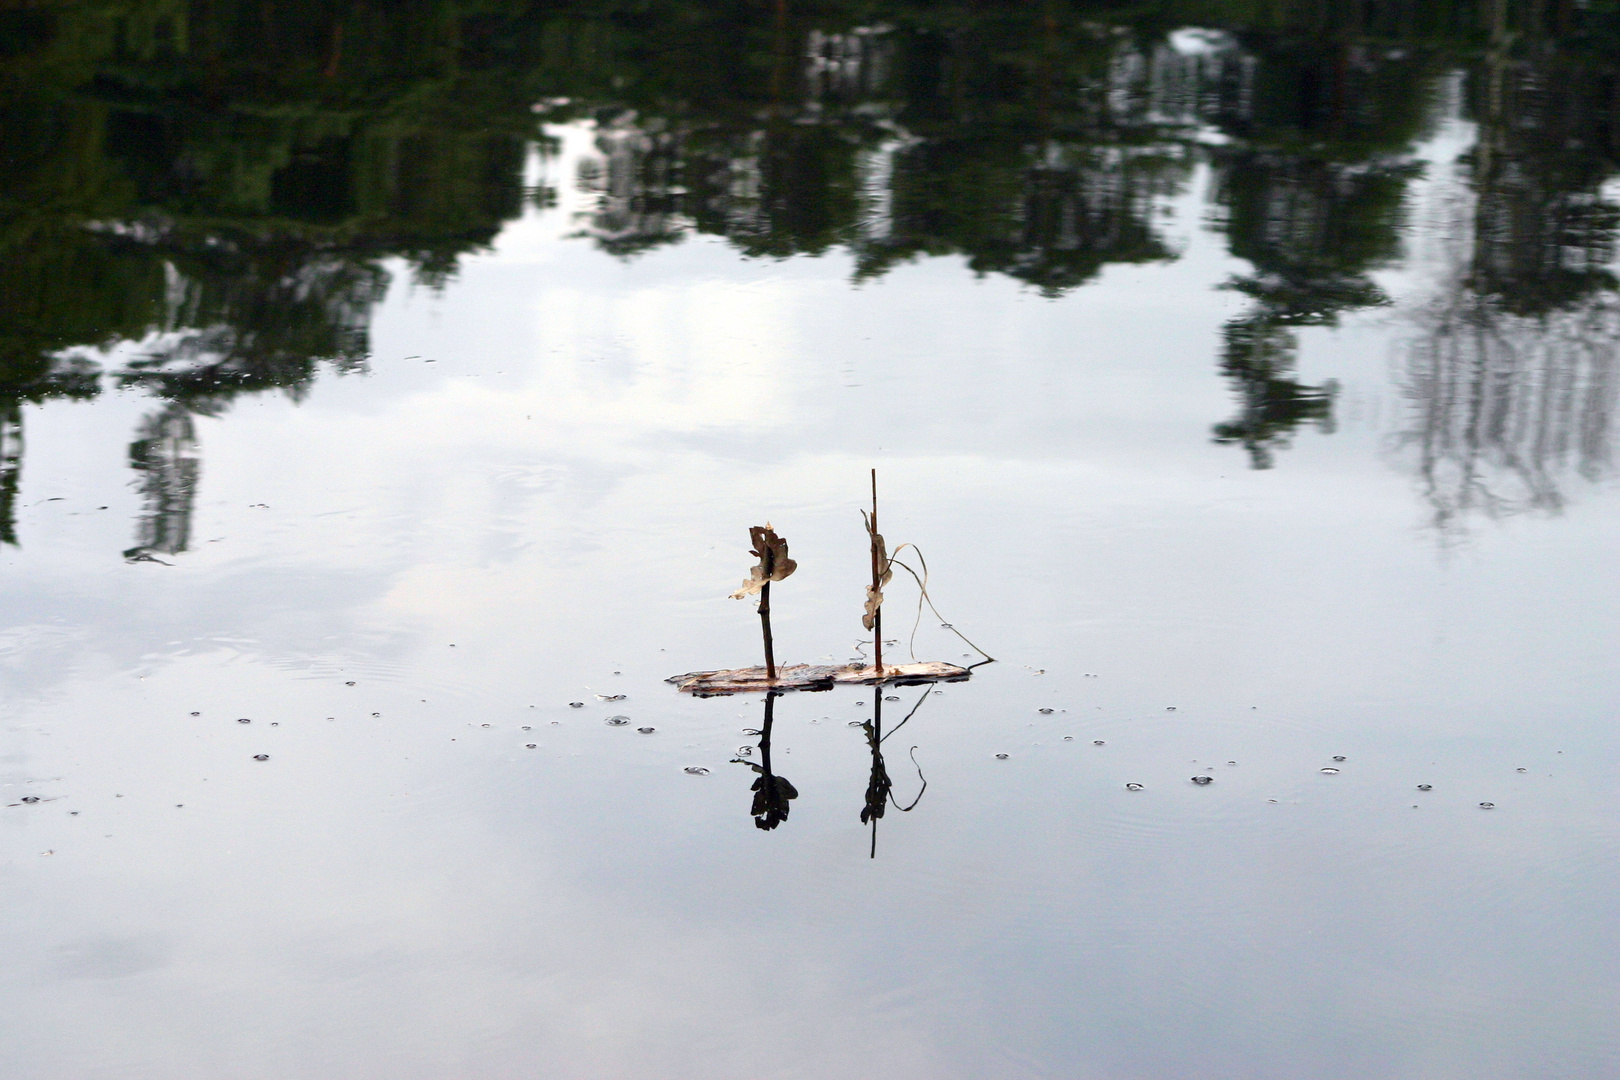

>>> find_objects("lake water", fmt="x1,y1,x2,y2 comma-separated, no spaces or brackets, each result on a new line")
3,6,1619,1078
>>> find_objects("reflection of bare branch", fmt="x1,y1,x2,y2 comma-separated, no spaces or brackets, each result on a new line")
1395,286,1620,540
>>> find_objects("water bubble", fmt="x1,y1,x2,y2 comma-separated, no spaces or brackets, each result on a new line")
1063,736,1074,742
684,767,709,775
1093,740,1105,746
522,726,531,731
550,721,559,725
253,754,269,761
1166,707,1177,711
596,694,626,702
20,796,40,804
1320,767,1340,775
569,702,585,708
939,623,953,629
847,721,863,727
605,716,630,726
1479,802,1496,809
1125,783,1144,791
1191,776,1213,785
481,724,490,728
270,722,278,727
237,718,251,724
736,746,753,756
995,754,1009,760
1417,784,1432,791
612,671,621,675
1038,708,1054,715
525,744,537,749
189,712,200,717
374,713,383,718
1227,761,1237,766
884,695,899,702
1516,767,1527,773
933,690,943,696
345,681,356,686
855,701,865,706
742,728,762,736
638,727,656,734
1332,755,1346,762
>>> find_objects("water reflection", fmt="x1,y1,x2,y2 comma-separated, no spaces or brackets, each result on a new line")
123,404,199,562
2,1,1620,531
860,689,929,860
733,692,798,832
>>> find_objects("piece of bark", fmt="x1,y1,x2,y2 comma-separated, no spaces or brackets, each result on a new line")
667,661,970,697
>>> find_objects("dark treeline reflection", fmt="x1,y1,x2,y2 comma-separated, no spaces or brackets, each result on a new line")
6,2,1620,546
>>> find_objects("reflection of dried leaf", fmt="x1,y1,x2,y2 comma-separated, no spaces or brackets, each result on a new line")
730,524,797,599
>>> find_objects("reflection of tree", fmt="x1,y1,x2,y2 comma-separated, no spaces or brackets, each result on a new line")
1204,30,1432,468
124,403,200,561
1398,288,1620,537
734,692,798,831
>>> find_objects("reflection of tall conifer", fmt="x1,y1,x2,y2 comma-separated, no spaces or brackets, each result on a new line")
1205,33,1430,467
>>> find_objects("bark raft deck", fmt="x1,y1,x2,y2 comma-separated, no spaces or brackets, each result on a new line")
667,661,971,697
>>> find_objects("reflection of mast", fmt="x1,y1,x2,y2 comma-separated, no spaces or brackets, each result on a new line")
0,401,19,546
124,403,199,561
861,687,929,859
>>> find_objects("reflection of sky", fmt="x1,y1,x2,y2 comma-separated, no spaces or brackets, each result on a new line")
2,128,1618,1078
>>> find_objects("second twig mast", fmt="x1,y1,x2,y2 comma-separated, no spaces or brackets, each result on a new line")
870,469,882,677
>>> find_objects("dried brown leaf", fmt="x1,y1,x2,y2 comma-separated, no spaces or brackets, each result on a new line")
862,585,884,631
730,524,796,599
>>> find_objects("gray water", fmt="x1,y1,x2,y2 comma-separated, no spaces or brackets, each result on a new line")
5,117,1620,1080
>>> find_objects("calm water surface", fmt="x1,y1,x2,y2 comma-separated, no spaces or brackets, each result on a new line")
3,5,1619,1078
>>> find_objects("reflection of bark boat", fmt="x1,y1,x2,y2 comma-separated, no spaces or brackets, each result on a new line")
667,661,970,697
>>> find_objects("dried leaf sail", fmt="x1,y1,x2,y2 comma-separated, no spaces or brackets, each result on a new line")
730,524,797,600
860,510,892,631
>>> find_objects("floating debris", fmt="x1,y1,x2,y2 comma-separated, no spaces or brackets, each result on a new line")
1125,783,1143,791
684,766,710,775
1191,775,1213,785
667,661,971,697
737,746,753,756
604,716,630,727
596,694,626,702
